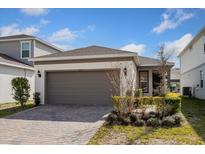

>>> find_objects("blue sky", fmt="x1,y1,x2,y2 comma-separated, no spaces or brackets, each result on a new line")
0,8,205,67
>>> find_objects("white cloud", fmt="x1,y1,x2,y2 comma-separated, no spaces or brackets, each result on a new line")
20,8,48,16
164,33,193,55
87,24,96,31
120,43,146,55
153,9,193,34
0,24,39,36
48,28,76,42
39,19,50,27
163,33,193,67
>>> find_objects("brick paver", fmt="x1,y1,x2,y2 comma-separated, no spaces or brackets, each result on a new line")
0,105,111,144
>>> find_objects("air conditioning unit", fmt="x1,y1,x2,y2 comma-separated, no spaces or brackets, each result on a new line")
182,87,192,97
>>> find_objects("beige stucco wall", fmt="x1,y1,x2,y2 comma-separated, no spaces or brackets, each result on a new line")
34,40,61,57
0,65,34,103
34,60,137,104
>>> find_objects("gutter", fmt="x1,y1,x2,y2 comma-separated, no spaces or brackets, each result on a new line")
0,62,34,71
29,53,138,62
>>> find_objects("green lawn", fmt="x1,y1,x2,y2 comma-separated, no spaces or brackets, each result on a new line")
88,97,205,145
0,101,35,118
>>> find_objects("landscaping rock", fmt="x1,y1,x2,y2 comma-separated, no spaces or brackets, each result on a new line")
143,107,157,120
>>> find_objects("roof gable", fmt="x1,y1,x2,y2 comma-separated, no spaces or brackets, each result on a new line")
35,45,137,59
0,34,63,52
0,34,33,40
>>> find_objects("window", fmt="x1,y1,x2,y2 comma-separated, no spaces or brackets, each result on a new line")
21,41,31,59
200,71,204,88
139,71,149,93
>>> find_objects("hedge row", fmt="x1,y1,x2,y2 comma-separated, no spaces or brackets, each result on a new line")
112,94,181,115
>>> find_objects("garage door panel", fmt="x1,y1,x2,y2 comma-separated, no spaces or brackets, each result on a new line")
46,70,119,105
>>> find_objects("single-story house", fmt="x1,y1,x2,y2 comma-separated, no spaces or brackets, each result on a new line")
31,45,174,106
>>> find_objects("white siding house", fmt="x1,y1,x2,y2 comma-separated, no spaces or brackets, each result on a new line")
179,27,205,99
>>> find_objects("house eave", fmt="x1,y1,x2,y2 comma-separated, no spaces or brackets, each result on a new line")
30,53,137,62
0,62,34,71
0,37,64,52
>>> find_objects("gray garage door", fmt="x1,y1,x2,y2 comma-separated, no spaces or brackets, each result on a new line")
46,70,119,105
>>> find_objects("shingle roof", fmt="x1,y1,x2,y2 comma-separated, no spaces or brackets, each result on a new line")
171,68,180,80
0,53,33,70
0,34,34,40
33,45,174,66
138,56,174,66
36,45,137,58
0,34,63,52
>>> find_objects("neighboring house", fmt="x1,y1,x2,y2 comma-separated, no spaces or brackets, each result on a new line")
31,45,174,105
170,68,180,92
179,27,205,99
0,34,62,103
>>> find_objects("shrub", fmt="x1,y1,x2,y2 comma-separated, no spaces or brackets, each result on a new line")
133,97,140,108
161,116,176,127
164,96,181,115
153,97,163,111
129,113,137,123
134,89,143,98
112,96,135,114
146,117,160,127
126,96,135,113
112,96,124,114
139,96,153,106
11,77,30,107
33,92,40,106
126,89,133,96
106,112,118,124
134,119,144,126
117,115,130,126
165,92,180,98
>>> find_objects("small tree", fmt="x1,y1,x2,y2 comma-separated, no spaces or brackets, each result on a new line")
156,44,172,95
11,77,31,107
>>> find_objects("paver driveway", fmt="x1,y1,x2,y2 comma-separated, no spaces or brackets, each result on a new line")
0,105,111,144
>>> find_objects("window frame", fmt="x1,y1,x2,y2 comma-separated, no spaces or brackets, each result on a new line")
200,70,204,88
139,70,149,93
20,41,31,59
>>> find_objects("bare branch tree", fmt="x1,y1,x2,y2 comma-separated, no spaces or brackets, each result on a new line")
106,69,120,96
156,44,172,95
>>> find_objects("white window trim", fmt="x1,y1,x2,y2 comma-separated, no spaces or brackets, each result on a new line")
20,40,31,59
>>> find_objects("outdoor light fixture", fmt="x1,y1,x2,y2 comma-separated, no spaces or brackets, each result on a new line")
123,67,127,76
37,70,41,78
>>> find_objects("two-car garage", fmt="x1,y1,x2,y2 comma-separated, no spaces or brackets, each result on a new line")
46,70,119,106
33,45,137,106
